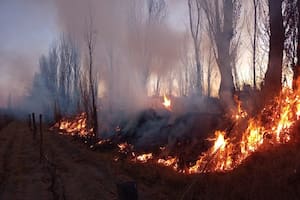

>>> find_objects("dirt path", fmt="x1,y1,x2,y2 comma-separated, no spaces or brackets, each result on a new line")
43,129,118,200
1,121,299,199
0,122,174,200
0,122,119,200
0,122,51,200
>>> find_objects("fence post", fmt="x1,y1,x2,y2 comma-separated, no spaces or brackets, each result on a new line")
39,114,43,163
28,114,32,131
32,113,37,140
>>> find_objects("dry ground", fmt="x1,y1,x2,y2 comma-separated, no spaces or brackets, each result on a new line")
1,121,300,200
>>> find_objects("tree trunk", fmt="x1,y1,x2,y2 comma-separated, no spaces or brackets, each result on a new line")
188,0,202,96
253,0,258,89
89,45,98,140
263,0,284,99
218,0,235,108
294,0,300,87
195,43,202,95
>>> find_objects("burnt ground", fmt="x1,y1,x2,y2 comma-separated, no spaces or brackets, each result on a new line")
1,121,300,199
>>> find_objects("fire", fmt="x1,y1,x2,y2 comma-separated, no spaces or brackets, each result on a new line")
157,157,179,170
187,131,233,174
117,142,133,153
134,153,153,163
185,86,300,174
232,95,248,120
52,112,93,137
128,84,300,174
52,79,300,175
162,94,171,110
211,131,227,154
118,143,128,152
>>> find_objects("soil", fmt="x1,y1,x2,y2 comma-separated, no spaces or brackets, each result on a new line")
1,121,300,200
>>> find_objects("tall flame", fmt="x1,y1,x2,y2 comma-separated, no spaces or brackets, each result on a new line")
162,94,171,110
130,84,300,174
185,86,300,174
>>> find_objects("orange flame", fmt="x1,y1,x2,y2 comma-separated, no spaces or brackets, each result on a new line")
157,157,179,170
162,94,171,110
185,86,300,174
134,153,153,163
53,80,300,175
129,84,300,174
52,112,93,137
232,95,248,120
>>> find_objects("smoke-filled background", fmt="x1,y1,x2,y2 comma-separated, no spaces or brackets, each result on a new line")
0,0,187,108
0,0,57,106
0,0,271,117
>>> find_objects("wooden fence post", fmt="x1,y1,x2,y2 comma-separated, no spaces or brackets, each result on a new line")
28,114,32,131
32,113,37,140
39,114,43,163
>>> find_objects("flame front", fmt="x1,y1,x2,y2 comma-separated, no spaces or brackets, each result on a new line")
185,86,300,174
130,85,300,174
52,112,93,137
52,82,300,175
162,94,171,110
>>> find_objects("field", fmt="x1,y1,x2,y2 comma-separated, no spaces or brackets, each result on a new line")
0,119,300,200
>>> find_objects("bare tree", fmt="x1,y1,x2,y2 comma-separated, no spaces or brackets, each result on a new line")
85,12,99,139
253,0,258,89
296,0,300,83
201,0,241,108
245,0,269,88
262,0,284,99
58,35,81,114
188,0,203,95
47,45,60,119
128,0,166,91
283,0,300,88
207,44,214,97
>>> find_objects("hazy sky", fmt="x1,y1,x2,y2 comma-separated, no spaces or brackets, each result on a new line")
0,0,58,106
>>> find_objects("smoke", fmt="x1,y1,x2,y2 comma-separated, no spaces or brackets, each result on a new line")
52,0,185,112
0,0,57,107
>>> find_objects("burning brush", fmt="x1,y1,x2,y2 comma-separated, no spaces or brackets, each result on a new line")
124,86,300,174
52,84,300,175
51,112,93,137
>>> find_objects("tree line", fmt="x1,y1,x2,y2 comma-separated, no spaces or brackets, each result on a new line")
26,0,300,137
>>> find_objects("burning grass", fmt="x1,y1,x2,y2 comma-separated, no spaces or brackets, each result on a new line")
51,86,300,175
51,112,93,137
162,94,171,110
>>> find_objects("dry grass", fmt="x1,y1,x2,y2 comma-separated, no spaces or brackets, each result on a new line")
2,120,300,199
72,141,298,200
